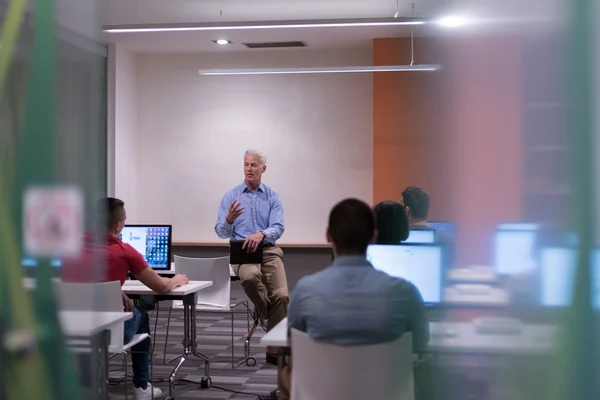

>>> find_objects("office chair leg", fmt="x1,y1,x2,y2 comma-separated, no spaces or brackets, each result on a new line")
162,307,173,364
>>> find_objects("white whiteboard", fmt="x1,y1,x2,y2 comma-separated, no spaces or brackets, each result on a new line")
124,52,373,244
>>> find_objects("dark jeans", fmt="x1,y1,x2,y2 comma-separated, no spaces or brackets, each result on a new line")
123,307,151,387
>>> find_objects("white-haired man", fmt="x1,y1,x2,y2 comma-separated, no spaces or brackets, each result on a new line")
215,149,288,365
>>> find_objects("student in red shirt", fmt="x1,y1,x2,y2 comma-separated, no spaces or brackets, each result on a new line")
62,197,188,400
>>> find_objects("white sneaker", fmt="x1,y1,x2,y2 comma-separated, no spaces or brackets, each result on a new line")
133,383,163,400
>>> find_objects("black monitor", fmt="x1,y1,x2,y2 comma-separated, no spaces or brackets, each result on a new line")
120,225,172,270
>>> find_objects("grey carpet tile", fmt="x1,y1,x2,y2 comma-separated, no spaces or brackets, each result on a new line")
108,308,277,400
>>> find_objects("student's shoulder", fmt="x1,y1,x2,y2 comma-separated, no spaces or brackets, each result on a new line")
387,275,421,297
295,268,331,291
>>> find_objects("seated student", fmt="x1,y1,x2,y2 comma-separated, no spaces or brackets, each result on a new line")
401,186,432,229
278,199,429,399
403,186,455,266
373,200,411,243
62,197,188,400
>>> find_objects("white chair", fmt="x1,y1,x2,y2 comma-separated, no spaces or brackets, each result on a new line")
56,281,151,399
162,256,252,367
290,329,415,400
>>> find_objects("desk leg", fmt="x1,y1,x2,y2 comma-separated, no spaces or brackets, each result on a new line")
166,294,212,399
90,330,110,400
190,299,211,387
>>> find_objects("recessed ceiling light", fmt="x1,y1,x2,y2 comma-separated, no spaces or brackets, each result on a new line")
437,15,469,28
213,39,232,45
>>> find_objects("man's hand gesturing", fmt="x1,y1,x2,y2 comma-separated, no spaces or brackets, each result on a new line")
226,200,245,224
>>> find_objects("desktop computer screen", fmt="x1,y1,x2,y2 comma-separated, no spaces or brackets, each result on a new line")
428,221,456,236
404,229,436,244
366,244,443,304
539,247,578,307
120,225,172,270
493,223,539,275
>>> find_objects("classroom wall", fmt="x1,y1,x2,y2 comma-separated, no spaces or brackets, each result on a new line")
127,50,373,244
372,38,450,219
113,45,140,222
444,35,524,266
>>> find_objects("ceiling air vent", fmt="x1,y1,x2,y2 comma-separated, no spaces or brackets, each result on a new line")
242,41,307,49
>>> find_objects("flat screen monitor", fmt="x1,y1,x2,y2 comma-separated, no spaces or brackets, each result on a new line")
429,221,456,236
539,248,600,308
366,244,443,304
493,223,539,275
404,229,436,244
539,247,578,307
120,225,172,270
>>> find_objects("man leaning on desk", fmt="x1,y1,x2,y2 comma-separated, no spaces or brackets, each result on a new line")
215,149,289,366
62,197,189,400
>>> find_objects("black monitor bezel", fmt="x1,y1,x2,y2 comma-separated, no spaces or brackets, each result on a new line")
122,224,173,270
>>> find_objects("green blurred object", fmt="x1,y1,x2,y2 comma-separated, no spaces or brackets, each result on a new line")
553,0,598,398
0,0,83,398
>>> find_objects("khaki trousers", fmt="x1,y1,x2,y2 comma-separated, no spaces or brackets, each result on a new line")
232,246,289,355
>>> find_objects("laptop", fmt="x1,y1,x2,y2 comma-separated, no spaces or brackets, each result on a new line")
229,240,264,264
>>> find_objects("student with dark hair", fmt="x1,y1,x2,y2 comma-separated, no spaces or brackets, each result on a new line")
289,198,428,347
277,199,430,399
62,197,189,400
374,200,411,244
402,186,431,227
402,186,456,267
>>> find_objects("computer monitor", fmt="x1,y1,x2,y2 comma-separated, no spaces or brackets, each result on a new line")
404,229,436,244
539,247,578,307
366,244,443,305
429,221,456,236
120,225,172,270
493,223,539,275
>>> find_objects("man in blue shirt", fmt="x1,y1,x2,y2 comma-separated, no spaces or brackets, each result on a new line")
215,149,288,364
288,198,429,350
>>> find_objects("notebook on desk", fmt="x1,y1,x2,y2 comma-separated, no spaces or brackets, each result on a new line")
229,240,264,264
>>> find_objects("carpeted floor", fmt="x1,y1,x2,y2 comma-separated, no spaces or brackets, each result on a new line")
108,301,278,400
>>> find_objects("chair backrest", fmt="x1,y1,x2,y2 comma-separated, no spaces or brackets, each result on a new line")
174,255,231,309
290,329,415,400
55,281,125,351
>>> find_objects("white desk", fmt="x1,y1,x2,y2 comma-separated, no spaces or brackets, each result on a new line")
156,263,236,278
122,280,213,398
60,310,132,400
59,311,132,337
122,280,212,296
447,267,499,284
428,322,556,355
260,318,556,356
261,317,289,347
444,285,509,306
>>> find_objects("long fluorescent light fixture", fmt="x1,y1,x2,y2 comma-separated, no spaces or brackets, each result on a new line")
103,17,427,33
198,65,440,76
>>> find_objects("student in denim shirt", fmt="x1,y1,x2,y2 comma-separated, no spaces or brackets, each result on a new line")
278,199,429,400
